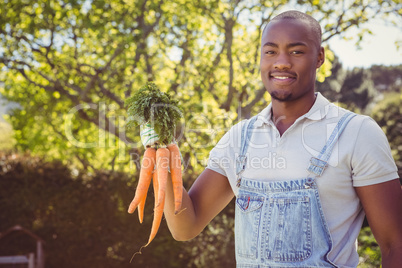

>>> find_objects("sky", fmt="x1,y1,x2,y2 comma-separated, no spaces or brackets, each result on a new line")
327,20,402,69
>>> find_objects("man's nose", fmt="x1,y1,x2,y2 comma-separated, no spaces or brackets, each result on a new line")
273,54,291,70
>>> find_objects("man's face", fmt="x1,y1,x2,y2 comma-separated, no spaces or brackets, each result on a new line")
260,19,324,102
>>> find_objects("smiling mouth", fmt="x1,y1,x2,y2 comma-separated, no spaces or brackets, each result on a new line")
270,72,296,79
272,76,293,80
270,74,296,84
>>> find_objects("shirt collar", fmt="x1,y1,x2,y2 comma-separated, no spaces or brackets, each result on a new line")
254,104,272,127
254,92,331,127
304,92,331,121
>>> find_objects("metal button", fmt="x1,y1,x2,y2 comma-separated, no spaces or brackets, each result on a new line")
305,177,314,188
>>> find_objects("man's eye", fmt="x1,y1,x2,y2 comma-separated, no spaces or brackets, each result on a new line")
291,51,304,55
265,51,275,55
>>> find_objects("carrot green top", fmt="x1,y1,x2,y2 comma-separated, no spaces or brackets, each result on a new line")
125,82,182,145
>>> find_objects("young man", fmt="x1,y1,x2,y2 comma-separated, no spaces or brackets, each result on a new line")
162,11,402,267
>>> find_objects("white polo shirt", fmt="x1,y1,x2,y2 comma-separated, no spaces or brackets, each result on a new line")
207,92,398,268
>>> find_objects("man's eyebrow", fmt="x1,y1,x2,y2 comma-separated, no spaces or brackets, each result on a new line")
262,41,308,48
287,42,307,48
262,42,278,48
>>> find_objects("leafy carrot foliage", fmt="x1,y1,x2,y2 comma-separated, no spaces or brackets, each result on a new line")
125,82,182,145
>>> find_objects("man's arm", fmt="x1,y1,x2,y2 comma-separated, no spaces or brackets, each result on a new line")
164,168,234,241
355,179,402,268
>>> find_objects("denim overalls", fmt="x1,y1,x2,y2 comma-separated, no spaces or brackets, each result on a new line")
235,112,356,268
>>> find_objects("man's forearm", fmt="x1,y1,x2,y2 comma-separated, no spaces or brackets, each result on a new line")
164,169,234,242
164,175,199,241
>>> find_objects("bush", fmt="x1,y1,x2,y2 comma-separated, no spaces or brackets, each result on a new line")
0,152,178,267
0,152,235,267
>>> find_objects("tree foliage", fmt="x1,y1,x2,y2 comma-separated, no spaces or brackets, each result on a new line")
357,227,382,268
317,60,402,113
315,55,345,103
0,121,15,150
370,65,402,93
1,0,401,172
336,67,376,113
371,92,402,180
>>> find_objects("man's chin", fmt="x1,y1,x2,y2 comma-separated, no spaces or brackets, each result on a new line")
270,91,293,102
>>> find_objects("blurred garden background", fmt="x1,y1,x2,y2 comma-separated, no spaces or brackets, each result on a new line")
0,0,401,267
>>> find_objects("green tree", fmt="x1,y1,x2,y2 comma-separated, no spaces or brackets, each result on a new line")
371,92,402,179
317,62,402,113
315,54,346,102
0,121,15,150
1,0,401,173
316,58,378,113
369,64,402,93
337,68,377,112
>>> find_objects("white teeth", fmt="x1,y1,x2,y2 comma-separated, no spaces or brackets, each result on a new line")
274,76,289,79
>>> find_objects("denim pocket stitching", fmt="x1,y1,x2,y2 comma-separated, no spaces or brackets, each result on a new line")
236,195,264,212
235,194,265,259
265,194,312,262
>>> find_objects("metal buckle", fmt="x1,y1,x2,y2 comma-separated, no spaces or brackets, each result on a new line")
308,157,328,176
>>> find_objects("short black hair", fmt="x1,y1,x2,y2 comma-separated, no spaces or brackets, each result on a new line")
265,10,322,48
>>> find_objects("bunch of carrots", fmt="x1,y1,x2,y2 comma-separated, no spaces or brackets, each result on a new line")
127,143,182,246
125,82,183,249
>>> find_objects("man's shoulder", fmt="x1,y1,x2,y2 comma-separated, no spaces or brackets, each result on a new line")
324,103,369,123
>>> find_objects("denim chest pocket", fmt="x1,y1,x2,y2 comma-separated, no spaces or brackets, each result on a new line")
264,194,312,262
235,194,264,259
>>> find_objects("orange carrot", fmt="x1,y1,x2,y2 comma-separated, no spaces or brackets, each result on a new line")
128,147,156,214
167,143,183,214
146,147,169,246
155,147,169,208
152,169,159,204
129,166,159,262
137,194,147,223
146,191,165,246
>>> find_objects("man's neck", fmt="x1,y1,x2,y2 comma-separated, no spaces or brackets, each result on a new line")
271,93,316,135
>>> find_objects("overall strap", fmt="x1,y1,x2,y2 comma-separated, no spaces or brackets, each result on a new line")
307,112,356,177
236,116,258,187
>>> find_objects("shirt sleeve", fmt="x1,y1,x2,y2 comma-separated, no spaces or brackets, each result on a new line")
351,116,399,187
206,120,245,193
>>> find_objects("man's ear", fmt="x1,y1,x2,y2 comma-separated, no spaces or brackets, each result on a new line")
316,46,325,68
